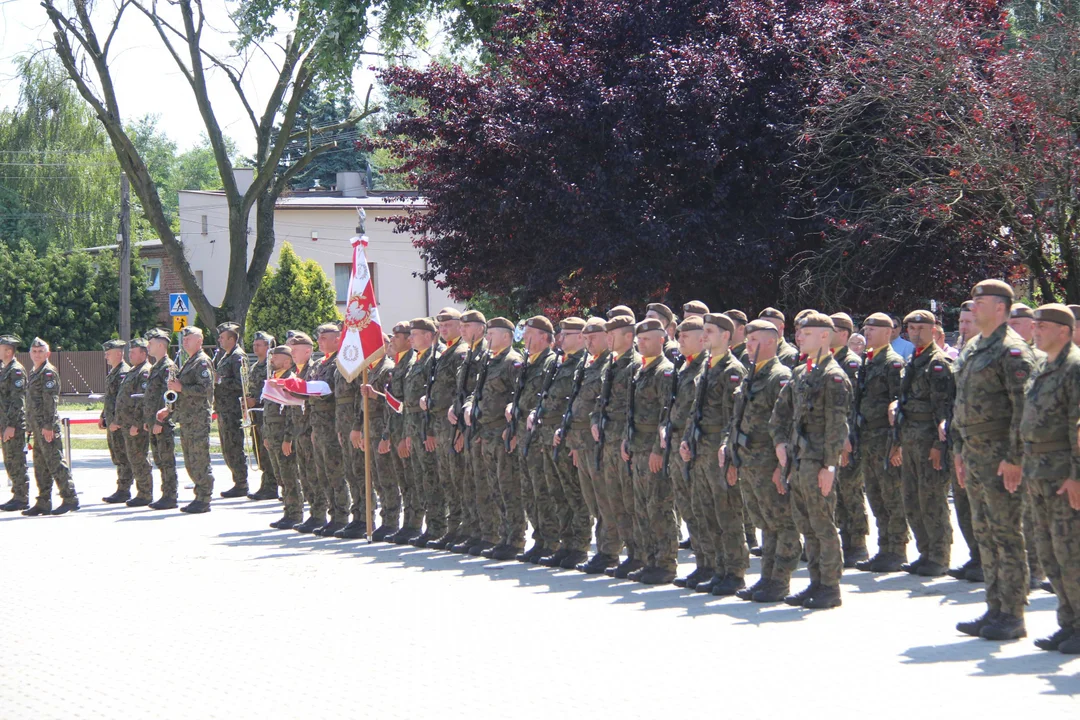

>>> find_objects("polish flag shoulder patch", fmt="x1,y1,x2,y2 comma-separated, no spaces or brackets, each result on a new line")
832,375,844,382
891,361,903,369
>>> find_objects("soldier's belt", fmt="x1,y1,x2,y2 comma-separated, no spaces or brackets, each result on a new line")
404,408,424,415
736,430,772,448
1024,439,1072,453
571,421,591,430
863,417,891,430
902,411,935,422
605,411,626,421
700,424,727,435
958,418,1010,441
798,422,825,433
635,422,659,433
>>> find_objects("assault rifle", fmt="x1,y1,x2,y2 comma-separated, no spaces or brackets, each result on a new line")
553,354,587,462
522,350,563,458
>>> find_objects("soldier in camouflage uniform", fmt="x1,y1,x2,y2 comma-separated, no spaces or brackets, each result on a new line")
100,339,133,504
446,310,488,551
286,332,320,532
559,317,619,573
144,329,179,510
401,317,445,545
949,300,983,582
852,312,910,572
758,308,800,369
532,317,591,569
512,317,558,562
22,338,79,515
385,324,421,543
894,310,955,577
115,338,154,506
213,323,249,497
422,308,469,549
597,312,643,578
307,323,351,537
771,312,851,609
365,330,406,541
334,341,367,540
462,317,525,558
620,318,677,584
830,313,871,567
952,279,1036,642
685,314,749,595
1023,304,1080,654
265,345,305,529
0,335,30,512
726,320,799,603
159,327,216,514
645,303,682,366
246,332,279,501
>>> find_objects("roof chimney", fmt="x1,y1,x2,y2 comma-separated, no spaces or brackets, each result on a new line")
337,171,367,198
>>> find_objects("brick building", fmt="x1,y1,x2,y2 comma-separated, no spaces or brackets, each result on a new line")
84,239,186,327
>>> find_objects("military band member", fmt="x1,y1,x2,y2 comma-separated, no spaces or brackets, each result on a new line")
246,331,279,501
0,335,30,512
159,327,216,514
213,322,249,497
116,337,154,506
100,339,133,504
145,329,179,510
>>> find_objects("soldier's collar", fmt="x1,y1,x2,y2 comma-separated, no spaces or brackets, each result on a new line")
708,351,729,368
641,355,661,369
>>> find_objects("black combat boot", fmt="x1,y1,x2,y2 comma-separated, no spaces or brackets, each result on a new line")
957,610,998,637
102,490,130,504
219,484,249,499
979,613,1026,641
803,585,842,609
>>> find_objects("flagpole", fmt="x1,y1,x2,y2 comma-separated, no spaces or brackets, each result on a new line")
363,365,374,541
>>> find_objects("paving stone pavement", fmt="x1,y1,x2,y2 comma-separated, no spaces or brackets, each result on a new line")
0,451,1077,719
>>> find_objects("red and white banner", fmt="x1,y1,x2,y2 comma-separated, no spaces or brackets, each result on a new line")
336,233,385,381
262,378,332,406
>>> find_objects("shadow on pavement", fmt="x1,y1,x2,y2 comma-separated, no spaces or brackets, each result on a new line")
902,640,1080,695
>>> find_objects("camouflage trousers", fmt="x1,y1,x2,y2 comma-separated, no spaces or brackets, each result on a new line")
30,426,76,506
179,422,215,503
860,430,909,556
743,460,800,582
691,436,749,576
459,436,486,541
434,415,465,538
901,434,952,567
1023,493,1044,580
2,430,28,502
310,418,350,524
951,460,979,564
570,426,619,557
520,435,559,548
216,407,248,486
250,419,276,491
544,428,591,553
668,431,698,553
602,421,637,558
789,458,843,587
1028,476,1080,632
388,429,422,531
405,416,445,537
122,428,153,500
107,427,133,492
961,437,1028,617
480,428,525,547
372,441,402,530
338,430,366,523
630,452,678,573
265,431,303,520
150,425,178,500
835,461,869,545
295,433,320,521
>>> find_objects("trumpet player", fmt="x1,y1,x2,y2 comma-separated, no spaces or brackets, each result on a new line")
144,329,179,510
213,322,249,498
158,326,216,514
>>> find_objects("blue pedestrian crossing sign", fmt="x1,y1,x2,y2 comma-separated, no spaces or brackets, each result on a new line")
169,293,190,316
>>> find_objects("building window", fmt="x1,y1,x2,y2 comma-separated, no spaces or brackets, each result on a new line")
143,258,162,291
335,262,376,303
195,270,204,288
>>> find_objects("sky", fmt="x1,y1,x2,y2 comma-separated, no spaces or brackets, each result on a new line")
0,0,414,158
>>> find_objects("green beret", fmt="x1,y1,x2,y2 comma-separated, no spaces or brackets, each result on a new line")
316,322,342,335
703,313,734,334
286,331,313,346
830,313,854,332
903,310,936,326
799,311,835,330
678,316,705,332
461,310,487,325
559,317,586,332
745,319,778,335
682,300,709,316
635,318,666,335
488,317,515,332
409,318,436,333
646,303,674,326
583,317,608,334
525,316,554,334
435,307,462,322
863,312,893,328
101,339,126,351
1010,303,1034,320
607,305,634,320
605,315,635,332
270,344,294,357
391,322,410,335
758,307,785,323
960,300,974,311
971,279,1014,301
725,309,748,325
1034,303,1075,330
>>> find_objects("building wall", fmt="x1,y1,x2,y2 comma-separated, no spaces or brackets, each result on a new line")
138,245,186,326
177,191,459,327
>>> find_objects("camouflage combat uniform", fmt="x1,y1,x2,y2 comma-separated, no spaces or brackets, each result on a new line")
264,366,303,522
567,350,617,557
386,349,419,532
367,353,402,530
334,363,365,524
516,347,556,548
595,349,640,560
429,335,469,540
247,354,276,493
833,346,869,553
116,358,153,500
213,345,249,488
288,360,319,523
0,357,29,503
404,343,445,538
452,338,487,542
145,354,179,501
666,351,705,566
26,361,77,509
102,359,133,495
308,351,351,525
174,351,216,503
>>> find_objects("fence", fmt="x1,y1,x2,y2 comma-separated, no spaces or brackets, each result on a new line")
14,346,227,396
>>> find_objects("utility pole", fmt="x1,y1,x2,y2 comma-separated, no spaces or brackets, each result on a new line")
119,172,131,345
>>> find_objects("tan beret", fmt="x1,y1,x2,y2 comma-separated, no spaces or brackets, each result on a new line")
1034,303,1076,330
745,319,779,335
270,344,294,357
435,307,462,322
830,313,854,332
972,279,1014,301
1010,303,1034,319
863,312,893,328
904,309,936,325
682,300,709,316
678,316,705,332
605,315,635,332
703,313,734,334
287,331,313,346
461,310,487,325
559,317,586,332
525,315,554,334
636,318,666,335
488,317,515,332
315,322,342,335
391,322,410,336
758,307,785,323
607,305,634,320
583,317,608,334
409,317,437,333
960,300,974,311
798,311,835,330
725,309,748,325
646,303,674,326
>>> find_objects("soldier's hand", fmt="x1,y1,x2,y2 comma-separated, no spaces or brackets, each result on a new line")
726,465,738,487
775,443,788,468
108,423,120,432
818,466,835,496
938,420,948,443
591,424,600,442
648,452,663,473
954,454,966,489
263,438,270,450
419,395,429,411
245,398,256,409
929,447,943,471
659,426,668,450
717,445,725,467
350,430,364,450
526,410,536,432
424,435,437,452
678,441,691,463
282,440,293,456
840,449,851,467
504,403,513,423
888,400,898,426
129,426,139,437
889,446,902,467
167,379,182,393
42,428,55,443
844,437,852,454
772,466,786,495
448,407,458,425
360,384,375,399
398,438,411,458
378,438,391,455
2,427,14,442
463,403,474,427
98,418,106,430
1057,478,1080,511
553,429,562,447
620,439,630,463
153,423,162,435
155,408,170,422
454,432,464,453
998,460,1022,493
509,435,518,452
